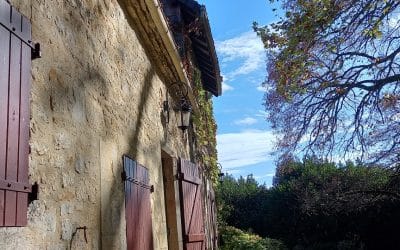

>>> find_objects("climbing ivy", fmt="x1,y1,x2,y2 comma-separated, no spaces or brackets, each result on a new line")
192,69,219,186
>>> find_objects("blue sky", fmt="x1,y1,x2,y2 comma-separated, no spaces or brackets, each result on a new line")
197,0,280,185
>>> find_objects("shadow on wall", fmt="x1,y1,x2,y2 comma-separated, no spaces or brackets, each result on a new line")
29,0,116,248
101,66,157,249
97,0,175,248
27,0,169,248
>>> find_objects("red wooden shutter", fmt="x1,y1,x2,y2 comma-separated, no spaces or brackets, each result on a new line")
123,156,153,250
178,158,205,250
0,0,32,227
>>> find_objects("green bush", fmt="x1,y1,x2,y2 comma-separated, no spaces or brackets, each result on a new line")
220,226,287,250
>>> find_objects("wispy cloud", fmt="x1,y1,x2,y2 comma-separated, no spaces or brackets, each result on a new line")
221,74,234,93
222,82,234,92
224,169,242,175
216,31,265,79
254,173,275,179
234,117,258,126
217,130,277,170
255,110,267,118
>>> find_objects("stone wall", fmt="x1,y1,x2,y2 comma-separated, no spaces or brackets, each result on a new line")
1,0,191,249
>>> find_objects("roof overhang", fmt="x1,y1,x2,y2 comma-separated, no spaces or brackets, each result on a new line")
122,0,201,110
177,0,222,96
121,0,221,104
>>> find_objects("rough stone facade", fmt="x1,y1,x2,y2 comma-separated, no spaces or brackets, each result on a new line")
0,0,216,249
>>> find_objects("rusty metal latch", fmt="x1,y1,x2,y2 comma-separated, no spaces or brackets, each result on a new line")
31,43,41,60
28,182,39,205
122,171,154,192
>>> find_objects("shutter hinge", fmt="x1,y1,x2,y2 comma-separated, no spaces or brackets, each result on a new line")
121,170,127,182
28,182,39,204
175,173,183,180
31,43,41,60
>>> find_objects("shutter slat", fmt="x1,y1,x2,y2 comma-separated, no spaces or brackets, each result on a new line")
133,162,139,250
4,30,22,226
138,166,143,248
129,158,137,249
21,16,31,42
187,234,205,242
10,6,21,32
141,166,145,247
124,157,132,249
145,177,153,250
0,24,10,227
18,42,30,185
16,35,31,226
0,0,10,28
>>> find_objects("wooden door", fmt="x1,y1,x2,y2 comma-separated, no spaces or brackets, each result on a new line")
178,158,205,250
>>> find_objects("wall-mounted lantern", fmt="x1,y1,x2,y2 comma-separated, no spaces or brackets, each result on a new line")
177,98,192,131
163,81,192,132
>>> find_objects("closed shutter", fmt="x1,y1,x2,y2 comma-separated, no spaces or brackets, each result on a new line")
123,156,153,250
0,0,32,227
178,158,205,250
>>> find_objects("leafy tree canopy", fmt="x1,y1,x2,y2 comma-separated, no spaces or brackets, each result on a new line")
217,159,400,248
254,0,400,164
216,174,267,232
267,158,400,249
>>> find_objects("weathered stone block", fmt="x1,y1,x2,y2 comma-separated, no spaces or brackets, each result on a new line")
60,203,73,216
61,219,73,240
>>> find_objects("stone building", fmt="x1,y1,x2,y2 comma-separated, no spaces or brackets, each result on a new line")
0,0,221,249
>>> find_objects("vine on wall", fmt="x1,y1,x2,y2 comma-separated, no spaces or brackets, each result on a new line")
192,69,219,185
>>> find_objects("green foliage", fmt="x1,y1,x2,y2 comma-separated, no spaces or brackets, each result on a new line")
220,226,287,250
267,158,400,248
217,158,400,249
191,69,219,185
216,174,268,232
220,226,267,250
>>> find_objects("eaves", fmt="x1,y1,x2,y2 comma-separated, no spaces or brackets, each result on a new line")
121,0,198,111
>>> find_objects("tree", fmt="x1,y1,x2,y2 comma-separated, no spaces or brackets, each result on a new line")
216,160,400,248
216,174,268,235
254,0,400,164
265,158,400,249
